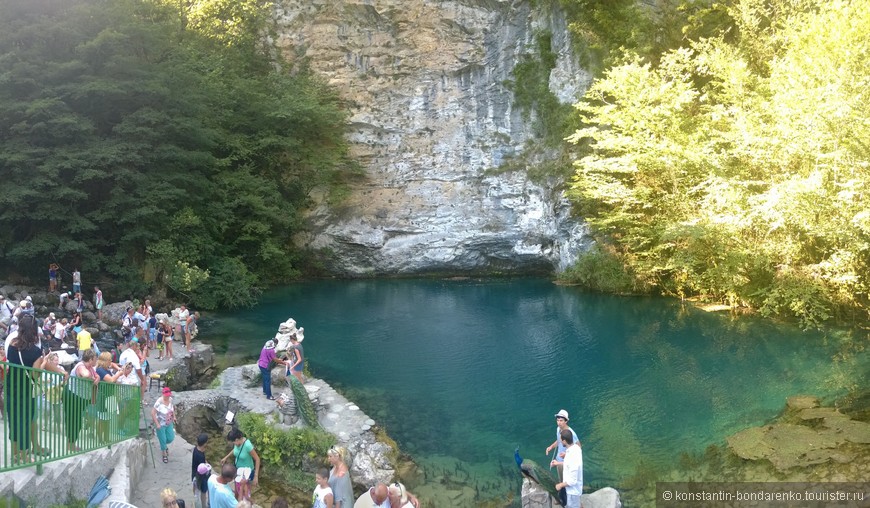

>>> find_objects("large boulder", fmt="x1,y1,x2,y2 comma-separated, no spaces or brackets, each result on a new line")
101,301,134,326
521,482,622,508
162,342,215,391
582,487,623,508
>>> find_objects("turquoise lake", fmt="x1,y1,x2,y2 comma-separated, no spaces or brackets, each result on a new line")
202,278,868,506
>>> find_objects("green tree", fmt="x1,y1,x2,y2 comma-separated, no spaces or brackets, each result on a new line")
0,0,354,308
565,0,870,327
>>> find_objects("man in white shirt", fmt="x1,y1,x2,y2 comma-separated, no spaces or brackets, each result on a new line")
355,483,390,508
119,340,146,396
554,429,583,508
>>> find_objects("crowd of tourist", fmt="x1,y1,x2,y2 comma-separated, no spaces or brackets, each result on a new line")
184,437,420,508
0,266,198,468
1,266,431,507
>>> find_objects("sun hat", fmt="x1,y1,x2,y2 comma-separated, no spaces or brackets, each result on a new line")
19,301,27,308
25,295,32,302
388,482,408,504
554,409,570,421
264,340,275,349
49,312,55,319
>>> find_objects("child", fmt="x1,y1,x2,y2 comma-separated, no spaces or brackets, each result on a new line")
312,468,334,508
192,433,210,508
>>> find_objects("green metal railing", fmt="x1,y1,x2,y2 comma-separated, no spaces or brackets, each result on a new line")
0,361,141,473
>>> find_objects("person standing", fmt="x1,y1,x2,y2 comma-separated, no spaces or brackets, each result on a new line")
76,329,93,361
286,333,305,384
192,433,210,508
72,268,81,294
93,286,103,321
546,409,579,480
208,464,239,508
119,340,146,398
313,468,335,508
49,264,59,292
159,320,174,361
387,483,420,508
152,386,177,463
64,349,99,452
0,294,14,338
5,314,55,463
355,484,390,508
185,310,197,353
220,429,261,502
257,340,286,400
327,446,355,508
554,429,583,508
177,305,190,351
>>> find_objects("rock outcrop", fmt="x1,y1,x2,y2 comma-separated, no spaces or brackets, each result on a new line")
273,0,592,275
727,396,870,472
522,480,623,508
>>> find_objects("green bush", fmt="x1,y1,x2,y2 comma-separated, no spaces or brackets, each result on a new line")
236,412,334,469
757,269,832,330
560,246,638,293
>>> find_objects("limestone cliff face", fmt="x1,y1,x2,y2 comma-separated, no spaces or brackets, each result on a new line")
274,0,592,275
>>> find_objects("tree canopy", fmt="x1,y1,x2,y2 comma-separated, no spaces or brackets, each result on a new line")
564,0,870,328
0,0,355,308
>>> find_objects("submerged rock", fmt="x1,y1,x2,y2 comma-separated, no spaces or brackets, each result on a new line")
727,401,870,471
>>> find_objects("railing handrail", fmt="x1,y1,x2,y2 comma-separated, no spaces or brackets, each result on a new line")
1,359,141,473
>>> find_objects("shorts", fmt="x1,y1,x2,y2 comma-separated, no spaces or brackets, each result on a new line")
566,494,581,508
149,329,157,340
235,467,253,483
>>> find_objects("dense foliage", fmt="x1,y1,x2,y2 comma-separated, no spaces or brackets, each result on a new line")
0,0,355,308
564,0,870,328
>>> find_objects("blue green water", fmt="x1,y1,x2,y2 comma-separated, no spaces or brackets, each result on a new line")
202,278,868,505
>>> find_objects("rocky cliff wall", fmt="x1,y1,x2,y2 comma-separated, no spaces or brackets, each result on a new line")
274,0,592,275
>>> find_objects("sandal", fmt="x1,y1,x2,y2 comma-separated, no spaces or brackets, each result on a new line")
162,454,168,463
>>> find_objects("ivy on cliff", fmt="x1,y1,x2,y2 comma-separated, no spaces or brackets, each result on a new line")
0,0,356,308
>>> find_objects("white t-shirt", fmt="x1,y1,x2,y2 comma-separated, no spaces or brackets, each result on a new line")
54,322,66,340
562,443,583,496
119,348,142,380
0,301,13,322
312,485,333,508
118,371,139,385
